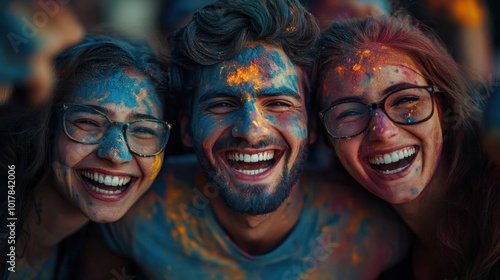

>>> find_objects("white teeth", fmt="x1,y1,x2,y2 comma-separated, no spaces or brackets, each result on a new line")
368,147,416,165
383,154,392,164
236,166,271,175
227,151,275,163
88,182,125,195
104,176,112,185
378,164,410,175
81,171,132,187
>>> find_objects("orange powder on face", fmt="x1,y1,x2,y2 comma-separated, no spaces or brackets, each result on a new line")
149,154,162,181
226,64,264,91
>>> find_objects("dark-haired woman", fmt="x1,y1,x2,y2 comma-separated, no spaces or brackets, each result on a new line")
1,34,173,279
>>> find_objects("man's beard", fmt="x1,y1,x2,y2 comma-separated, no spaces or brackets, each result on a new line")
194,137,309,216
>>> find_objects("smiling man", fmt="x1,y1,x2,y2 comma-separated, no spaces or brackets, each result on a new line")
95,0,411,279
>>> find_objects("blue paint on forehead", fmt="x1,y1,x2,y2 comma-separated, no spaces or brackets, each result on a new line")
73,69,157,115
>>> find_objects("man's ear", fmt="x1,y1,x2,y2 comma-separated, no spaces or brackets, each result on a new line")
308,115,317,144
179,110,192,147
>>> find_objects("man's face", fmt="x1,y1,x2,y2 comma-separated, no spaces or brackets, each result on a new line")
183,43,310,215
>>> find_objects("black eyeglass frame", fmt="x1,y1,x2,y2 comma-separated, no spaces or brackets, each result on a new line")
56,103,172,157
318,85,436,139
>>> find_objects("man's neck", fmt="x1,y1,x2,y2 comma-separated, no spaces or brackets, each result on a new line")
209,183,304,255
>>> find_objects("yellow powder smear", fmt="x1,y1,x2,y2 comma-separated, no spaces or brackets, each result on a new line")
226,64,263,91
149,155,162,181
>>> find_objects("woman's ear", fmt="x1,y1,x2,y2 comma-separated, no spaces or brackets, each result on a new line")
179,110,192,147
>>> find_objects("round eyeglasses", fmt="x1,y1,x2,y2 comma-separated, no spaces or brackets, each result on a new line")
57,103,172,157
318,85,436,139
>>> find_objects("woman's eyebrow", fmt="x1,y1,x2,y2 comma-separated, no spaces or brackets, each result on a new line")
381,82,420,96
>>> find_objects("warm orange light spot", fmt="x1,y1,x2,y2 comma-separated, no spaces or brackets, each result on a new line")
226,64,263,91
352,251,361,264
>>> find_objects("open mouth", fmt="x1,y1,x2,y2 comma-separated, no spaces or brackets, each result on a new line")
79,170,134,196
225,150,283,177
367,146,418,175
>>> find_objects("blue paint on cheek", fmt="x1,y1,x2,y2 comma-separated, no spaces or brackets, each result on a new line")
410,188,419,195
87,201,93,207
416,166,421,172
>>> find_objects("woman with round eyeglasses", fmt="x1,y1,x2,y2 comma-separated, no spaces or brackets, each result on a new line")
316,15,499,279
1,35,173,279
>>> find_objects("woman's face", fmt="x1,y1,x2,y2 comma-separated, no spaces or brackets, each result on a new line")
52,69,165,222
319,45,443,204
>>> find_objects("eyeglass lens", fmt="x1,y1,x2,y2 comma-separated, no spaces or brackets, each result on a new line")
323,87,433,138
63,105,169,155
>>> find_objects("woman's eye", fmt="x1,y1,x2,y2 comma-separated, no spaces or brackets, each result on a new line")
71,119,101,130
391,96,419,107
336,110,364,121
129,127,157,139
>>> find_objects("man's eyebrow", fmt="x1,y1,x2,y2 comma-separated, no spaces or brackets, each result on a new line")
198,90,237,103
257,89,302,101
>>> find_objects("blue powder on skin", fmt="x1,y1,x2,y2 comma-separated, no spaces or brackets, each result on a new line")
416,166,421,172
87,201,93,207
365,72,372,79
410,188,419,195
406,117,415,123
74,70,157,115
96,127,133,161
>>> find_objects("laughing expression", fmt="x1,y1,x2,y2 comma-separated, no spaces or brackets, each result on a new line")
183,43,309,215
52,69,164,222
320,45,443,204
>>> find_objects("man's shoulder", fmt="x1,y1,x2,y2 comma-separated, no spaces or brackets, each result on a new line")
301,167,404,228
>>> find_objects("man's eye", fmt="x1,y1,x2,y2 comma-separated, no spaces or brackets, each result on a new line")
266,100,293,112
207,101,237,113
268,101,292,107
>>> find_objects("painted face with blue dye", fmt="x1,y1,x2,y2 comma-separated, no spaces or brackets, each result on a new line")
52,69,165,222
182,43,310,215
319,45,443,204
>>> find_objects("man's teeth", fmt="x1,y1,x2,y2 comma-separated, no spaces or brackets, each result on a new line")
81,171,131,187
236,166,271,175
368,147,416,165
227,151,275,162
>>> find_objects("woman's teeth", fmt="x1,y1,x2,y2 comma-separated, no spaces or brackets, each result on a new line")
368,147,416,165
81,171,131,187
